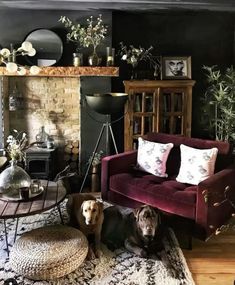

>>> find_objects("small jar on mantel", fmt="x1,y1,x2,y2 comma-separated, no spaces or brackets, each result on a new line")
73,53,83,67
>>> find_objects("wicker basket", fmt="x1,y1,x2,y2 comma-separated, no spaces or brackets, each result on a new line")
10,225,88,280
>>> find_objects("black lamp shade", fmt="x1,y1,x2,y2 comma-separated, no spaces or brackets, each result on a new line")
85,93,128,115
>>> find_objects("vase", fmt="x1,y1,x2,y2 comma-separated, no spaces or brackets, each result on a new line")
0,160,31,198
88,47,102,66
131,64,138,80
91,164,101,192
153,64,161,80
35,126,49,148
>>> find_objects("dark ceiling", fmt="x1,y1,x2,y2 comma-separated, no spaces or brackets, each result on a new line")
0,0,235,11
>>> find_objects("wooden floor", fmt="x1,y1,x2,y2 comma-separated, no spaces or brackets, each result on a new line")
183,229,235,285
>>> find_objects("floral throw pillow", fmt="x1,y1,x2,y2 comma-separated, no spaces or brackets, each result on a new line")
176,144,218,185
137,137,174,177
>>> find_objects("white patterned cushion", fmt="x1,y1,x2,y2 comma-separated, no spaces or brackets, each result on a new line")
137,137,173,177
176,144,218,185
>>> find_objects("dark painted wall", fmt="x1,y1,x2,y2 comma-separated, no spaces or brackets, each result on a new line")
0,9,112,66
0,9,112,172
0,8,235,162
111,11,235,142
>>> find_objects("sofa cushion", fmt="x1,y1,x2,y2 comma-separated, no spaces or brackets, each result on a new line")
137,137,173,177
176,144,218,185
109,170,197,219
147,132,233,174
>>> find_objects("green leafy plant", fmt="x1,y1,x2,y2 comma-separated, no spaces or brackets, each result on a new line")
201,65,235,142
59,14,108,52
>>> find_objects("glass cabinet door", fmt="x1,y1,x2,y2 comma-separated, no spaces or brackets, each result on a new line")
124,80,195,151
144,93,154,112
133,93,142,112
174,93,183,112
133,91,156,135
144,116,153,134
133,116,142,135
161,89,185,134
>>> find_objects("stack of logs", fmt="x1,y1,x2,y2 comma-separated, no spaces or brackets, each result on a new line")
64,140,79,171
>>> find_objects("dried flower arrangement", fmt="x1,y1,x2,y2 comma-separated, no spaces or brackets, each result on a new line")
118,42,152,67
59,14,108,52
118,42,161,79
6,130,28,162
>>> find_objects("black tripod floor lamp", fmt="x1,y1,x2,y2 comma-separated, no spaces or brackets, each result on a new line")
79,93,128,192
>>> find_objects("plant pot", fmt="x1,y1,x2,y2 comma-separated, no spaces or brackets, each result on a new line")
91,164,101,192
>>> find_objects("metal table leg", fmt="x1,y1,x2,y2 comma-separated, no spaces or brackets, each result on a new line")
14,218,19,243
57,205,64,224
3,219,9,256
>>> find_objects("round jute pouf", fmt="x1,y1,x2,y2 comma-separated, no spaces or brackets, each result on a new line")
10,225,88,280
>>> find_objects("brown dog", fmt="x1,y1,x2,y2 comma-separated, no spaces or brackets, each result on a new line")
67,193,104,258
101,205,163,258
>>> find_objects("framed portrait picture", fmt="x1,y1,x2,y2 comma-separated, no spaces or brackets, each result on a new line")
161,56,191,79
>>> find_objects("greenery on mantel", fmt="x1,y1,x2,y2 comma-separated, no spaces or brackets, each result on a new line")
200,65,235,142
59,14,108,53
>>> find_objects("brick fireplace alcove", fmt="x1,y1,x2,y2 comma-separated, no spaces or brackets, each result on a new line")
0,66,119,175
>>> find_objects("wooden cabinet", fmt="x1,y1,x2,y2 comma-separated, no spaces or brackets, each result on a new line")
124,80,196,151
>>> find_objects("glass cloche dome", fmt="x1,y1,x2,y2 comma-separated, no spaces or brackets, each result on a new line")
0,161,31,198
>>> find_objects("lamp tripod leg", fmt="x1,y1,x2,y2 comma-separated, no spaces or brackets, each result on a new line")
105,121,110,156
79,124,106,193
108,124,118,154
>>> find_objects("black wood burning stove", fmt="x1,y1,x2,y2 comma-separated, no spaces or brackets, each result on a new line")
25,147,57,180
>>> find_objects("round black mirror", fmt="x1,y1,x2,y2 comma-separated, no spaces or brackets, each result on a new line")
24,29,63,66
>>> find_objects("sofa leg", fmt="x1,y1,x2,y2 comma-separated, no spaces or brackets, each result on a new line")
174,230,193,250
178,234,193,250
186,234,192,250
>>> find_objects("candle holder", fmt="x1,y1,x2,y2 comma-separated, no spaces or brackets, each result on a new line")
106,47,115,66
73,53,83,67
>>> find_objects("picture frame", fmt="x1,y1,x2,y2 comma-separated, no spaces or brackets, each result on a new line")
161,56,191,79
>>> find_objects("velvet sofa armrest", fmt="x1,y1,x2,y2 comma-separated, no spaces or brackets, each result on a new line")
101,150,137,200
196,166,235,239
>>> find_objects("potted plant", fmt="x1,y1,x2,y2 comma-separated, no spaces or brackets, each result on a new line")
201,65,235,142
59,14,108,66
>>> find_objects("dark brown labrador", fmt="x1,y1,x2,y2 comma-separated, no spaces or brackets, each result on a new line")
101,205,164,258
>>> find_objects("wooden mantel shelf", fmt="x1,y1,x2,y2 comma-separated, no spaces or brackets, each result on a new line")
0,66,119,77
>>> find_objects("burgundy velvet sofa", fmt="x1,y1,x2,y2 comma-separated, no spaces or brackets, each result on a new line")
101,132,235,240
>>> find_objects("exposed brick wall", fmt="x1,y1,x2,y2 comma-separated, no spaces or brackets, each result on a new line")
6,76,80,172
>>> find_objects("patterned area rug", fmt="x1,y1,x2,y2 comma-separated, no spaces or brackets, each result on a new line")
0,200,195,285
